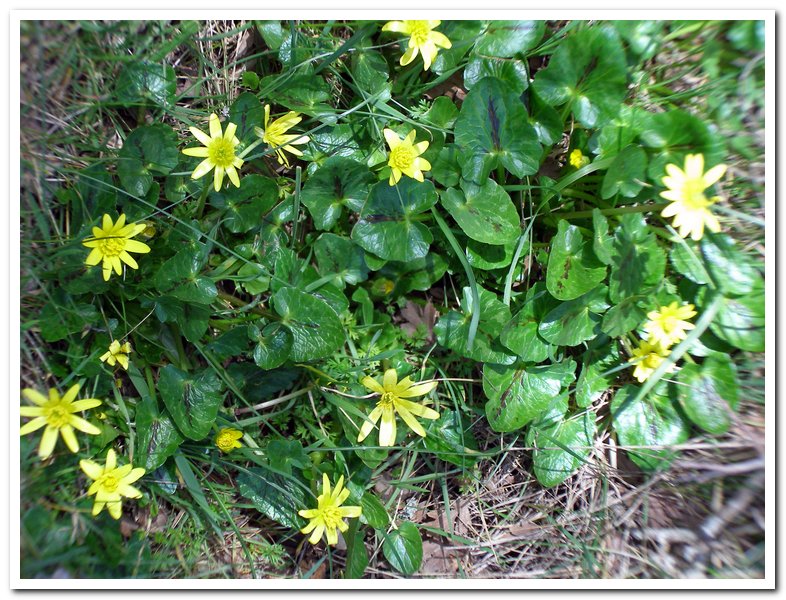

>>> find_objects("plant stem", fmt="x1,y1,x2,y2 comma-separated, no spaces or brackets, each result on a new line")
554,202,670,221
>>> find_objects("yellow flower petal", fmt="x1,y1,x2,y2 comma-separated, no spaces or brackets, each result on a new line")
22,389,48,406
20,416,47,436
60,425,79,453
80,459,104,480
38,426,59,459
378,406,397,446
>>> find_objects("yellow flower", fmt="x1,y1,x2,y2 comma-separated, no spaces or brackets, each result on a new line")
20,384,102,460
254,105,310,168
384,128,431,186
358,368,439,447
80,449,146,520
660,153,727,241
569,149,590,169
382,20,452,71
82,214,151,281
629,339,674,383
100,340,132,370
298,473,362,546
214,428,243,453
182,113,244,192
643,302,697,348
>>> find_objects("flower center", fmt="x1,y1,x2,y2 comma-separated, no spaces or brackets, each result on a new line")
97,236,126,258
380,391,397,408
208,137,236,168
643,353,664,370
390,145,415,170
216,431,235,452
100,474,120,493
409,21,431,45
320,506,343,529
683,179,711,209
44,404,71,428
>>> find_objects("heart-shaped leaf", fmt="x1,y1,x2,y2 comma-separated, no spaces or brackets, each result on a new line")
546,219,607,301
159,365,224,441
118,124,179,197
272,287,344,362
440,178,520,245
209,175,279,233
676,355,739,434
527,408,596,487
301,157,374,230
383,521,423,576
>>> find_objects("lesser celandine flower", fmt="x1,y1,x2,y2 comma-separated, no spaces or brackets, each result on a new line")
254,105,310,168
82,214,151,281
100,340,132,370
629,339,674,383
384,128,431,186
382,20,452,71
214,428,243,453
183,113,244,191
643,302,697,348
80,449,145,520
298,473,362,546
660,153,727,241
569,149,590,169
358,368,439,447
20,384,102,460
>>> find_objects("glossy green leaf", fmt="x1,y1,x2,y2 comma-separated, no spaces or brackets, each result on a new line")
676,355,739,434
499,284,553,363
454,77,541,182
344,525,369,579
532,25,627,127
153,247,217,305
423,409,480,469
592,209,614,265
383,521,422,576
528,88,564,147
601,144,648,199
115,61,176,107
611,383,690,471
313,233,369,288
358,491,390,530
441,178,520,245
483,360,576,432
466,238,516,270
351,179,438,262
528,408,596,488
431,145,462,188
273,287,344,362
351,42,389,94
607,213,666,303
576,340,620,408
669,239,710,285
251,322,293,370
538,286,608,347
705,282,765,352
546,220,607,301
229,92,266,144
474,20,544,57
464,57,529,93
700,231,760,297
118,124,179,197
136,405,184,471
205,326,250,361
237,468,307,530
209,175,279,233
601,297,646,337
159,365,224,441
301,157,374,230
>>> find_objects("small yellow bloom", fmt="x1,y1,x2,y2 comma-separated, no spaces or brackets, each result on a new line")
358,368,439,447
643,302,697,348
298,473,362,546
20,384,102,460
82,214,151,281
182,113,244,192
100,340,132,370
80,449,146,520
569,149,590,169
629,339,674,383
384,128,431,186
382,20,452,71
214,428,243,453
660,153,727,241
254,105,310,168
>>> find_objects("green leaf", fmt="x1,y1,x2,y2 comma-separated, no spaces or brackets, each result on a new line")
431,145,462,188
531,25,627,127
153,247,217,305
159,365,224,441
454,77,541,182
483,361,576,432
205,326,250,361
703,281,765,352
351,42,390,94
272,287,344,362
601,144,648,199
301,157,374,230
423,409,480,469
313,233,369,288
209,175,279,233
351,179,438,262
344,525,369,579
38,296,99,343
118,124,179,197
135,406,184,471
670,239,710,285
601,297,646,338
423,97,459,129
528,88,564,147
261,73,332,116
256,21,286,51
383,522,423,576
229,92,266,144
576,341,620,408
440,178,520,245
607,213,666,303
466,238,516,270
499,284,553,363
611,383,690,471
237,468,307,530
266,439,309,475
546,220,607,301
538,286,608,347
434,286,515,364
115,61,176,107
474,20,545,57
251,322,293,370
464,57,529,94
700,231,760,297
676,355,739,435
358,491,390,530
528,409,596,488
592,209,614,265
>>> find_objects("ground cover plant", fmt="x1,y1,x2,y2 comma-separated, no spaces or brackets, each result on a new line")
20,19,766,579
